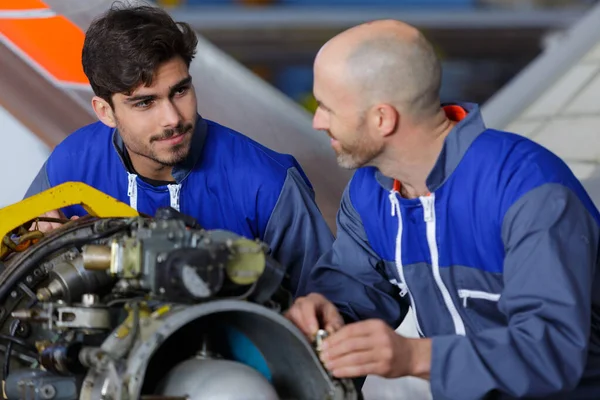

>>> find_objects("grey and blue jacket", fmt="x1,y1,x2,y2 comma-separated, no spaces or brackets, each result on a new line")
25,114,335,297
302,103,600,399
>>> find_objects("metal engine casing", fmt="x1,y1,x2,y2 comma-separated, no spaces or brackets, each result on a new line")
0,210,358,400
81,300,353,400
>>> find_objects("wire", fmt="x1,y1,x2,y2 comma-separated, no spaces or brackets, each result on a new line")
2,214,99,260
0,334,35,352
2,321,20,382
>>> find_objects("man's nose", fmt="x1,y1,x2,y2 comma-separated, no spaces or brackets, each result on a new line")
161,100,181,128
313,108,328,131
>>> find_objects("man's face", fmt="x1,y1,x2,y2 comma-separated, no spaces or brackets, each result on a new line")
312,60,383,170
111,57,197,167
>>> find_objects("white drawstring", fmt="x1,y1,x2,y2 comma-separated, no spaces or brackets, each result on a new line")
388,189,424,336
127,173,138,211
126,174,181,212
388,191,407,297
168,184,182,211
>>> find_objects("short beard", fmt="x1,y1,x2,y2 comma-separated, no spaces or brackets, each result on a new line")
117,120,194,168
335,119,383,170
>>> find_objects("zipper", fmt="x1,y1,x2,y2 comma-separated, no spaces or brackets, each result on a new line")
420,194,466,336
389,279,408,297
167,184,181,211
127,173,138,211
389,192,424,337
458,289,501,308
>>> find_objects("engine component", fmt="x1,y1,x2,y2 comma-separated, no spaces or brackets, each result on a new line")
5,369,78,400
13,301,111,332
36,256,114,303
153,206,203,229
157,358,279,400
315,329,330,352
0,182,138,259
79,300,355,400
80,245,111,271
76,221,284,305
0,184,357,400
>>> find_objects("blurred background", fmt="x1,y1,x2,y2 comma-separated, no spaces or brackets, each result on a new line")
158,0,594,111
2,0,599,212
2,0,600,398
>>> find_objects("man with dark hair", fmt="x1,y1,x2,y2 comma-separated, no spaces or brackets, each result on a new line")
24,4,334,297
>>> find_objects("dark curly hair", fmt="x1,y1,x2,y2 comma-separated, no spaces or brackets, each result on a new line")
82,2,198,106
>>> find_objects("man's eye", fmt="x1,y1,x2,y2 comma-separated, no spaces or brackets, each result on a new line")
174,87,189,96
134,100,152,108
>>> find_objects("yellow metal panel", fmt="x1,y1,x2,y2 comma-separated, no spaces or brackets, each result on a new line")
0,182,138,256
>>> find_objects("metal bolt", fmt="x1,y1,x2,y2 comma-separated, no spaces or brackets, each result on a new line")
37,288,52,302
156,253,167,263
25,276,33,284
11,309,33,320
16,323,30,338
115,280,130,291
82,293,99,307
159,287,166,294
10,291,17,298
40,384,56,399
315,329,329,353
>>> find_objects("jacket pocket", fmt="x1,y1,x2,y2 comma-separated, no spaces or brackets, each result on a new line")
457,289,501,308
457,289,504,332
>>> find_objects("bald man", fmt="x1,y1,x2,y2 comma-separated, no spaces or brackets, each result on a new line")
286,20,600,399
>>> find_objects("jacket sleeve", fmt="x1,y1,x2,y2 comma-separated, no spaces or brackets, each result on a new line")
431,183,599,400
262,167,335,297
23,161,52,199
300,182,407,328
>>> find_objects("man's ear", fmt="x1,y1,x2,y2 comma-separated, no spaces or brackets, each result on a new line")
370,103,399,138
91,96,117,128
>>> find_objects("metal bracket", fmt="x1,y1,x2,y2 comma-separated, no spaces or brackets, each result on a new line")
0,182,139,257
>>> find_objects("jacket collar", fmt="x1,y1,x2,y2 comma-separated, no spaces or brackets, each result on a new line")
375,102,487,192
111,113,208,183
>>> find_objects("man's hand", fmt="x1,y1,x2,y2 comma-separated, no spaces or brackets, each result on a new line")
285,293,345,338
29,210,79,233
320,319,432,380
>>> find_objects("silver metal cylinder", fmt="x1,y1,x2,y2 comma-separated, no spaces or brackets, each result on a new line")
36,257,113,303
157,358,279,400
82,245,112,271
